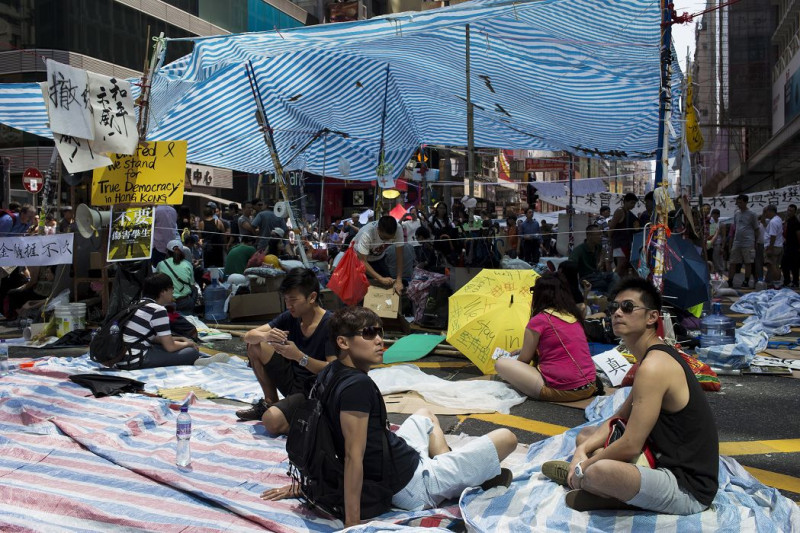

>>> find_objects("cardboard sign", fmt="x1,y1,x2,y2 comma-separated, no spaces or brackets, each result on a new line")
364,286,400,319
44,59,94,140
87,72,138,155
107,206,154,262
92,141,187,205
0,234,74,266
592,348,633,387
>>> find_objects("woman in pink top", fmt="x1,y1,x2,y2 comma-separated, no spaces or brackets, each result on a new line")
495,273,598,402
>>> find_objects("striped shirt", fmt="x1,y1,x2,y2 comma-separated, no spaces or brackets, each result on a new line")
120,300,171,367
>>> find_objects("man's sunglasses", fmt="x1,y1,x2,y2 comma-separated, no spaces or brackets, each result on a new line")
345,325,384,340
607,300,652,315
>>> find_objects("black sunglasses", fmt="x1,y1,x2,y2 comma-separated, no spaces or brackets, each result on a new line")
607,300,652,315
345,325,384,340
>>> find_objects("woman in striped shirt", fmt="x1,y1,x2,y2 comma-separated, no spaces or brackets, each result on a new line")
116,273,201,369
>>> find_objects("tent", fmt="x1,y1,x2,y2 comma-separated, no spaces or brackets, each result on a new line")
0,0,682,181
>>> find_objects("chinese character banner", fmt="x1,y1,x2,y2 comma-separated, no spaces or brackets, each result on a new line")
0,234,74,266
107,206,154,263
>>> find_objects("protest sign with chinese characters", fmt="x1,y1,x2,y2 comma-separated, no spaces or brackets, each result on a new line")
45,59,94,140
0,234,74,267
107,206,155,262
40,82,112,174
92,141,187,206
592,348,633,387
539,183,800,219
87,73,137,155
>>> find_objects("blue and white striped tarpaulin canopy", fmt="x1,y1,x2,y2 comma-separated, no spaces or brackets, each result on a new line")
0,0,682,181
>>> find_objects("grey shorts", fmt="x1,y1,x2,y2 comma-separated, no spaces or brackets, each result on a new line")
626,466,708,515
729,246,754,264
391,415,501,510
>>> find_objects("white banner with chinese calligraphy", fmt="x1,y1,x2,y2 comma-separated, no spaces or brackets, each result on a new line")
0,234,74,266
107,206,154,262
592,348,633,387
44,59,94,140
87,73,137,155
540,183,800,219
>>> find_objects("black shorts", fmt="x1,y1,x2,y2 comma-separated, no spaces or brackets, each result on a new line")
263,355,312,422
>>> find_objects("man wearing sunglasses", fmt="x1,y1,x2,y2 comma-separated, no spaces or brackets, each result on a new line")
239,268,336,434
263,306,517,527
549,277,718,514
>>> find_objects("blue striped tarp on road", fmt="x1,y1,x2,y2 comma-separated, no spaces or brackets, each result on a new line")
0,363,457,531
459,389,800,532
0,0,681,181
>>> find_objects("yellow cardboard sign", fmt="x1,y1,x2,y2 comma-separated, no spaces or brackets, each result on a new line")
91,141,187,205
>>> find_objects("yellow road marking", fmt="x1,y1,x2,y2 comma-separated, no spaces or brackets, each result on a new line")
743,467,800,495
458,413,569,436
377,361,474,369
720,439,800,456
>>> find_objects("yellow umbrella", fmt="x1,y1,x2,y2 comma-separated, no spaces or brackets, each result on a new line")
447,269,540,374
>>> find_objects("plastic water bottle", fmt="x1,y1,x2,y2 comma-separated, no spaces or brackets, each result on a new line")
700,301,735,347
0,339,8,376
176,404,192,467
203,276,228,322
109,321,120,336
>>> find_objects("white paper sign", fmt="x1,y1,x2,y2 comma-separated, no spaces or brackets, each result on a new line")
0,234,74,266
40,83,112,173
87,72,137,155
45,59,94,140
592,348,633,387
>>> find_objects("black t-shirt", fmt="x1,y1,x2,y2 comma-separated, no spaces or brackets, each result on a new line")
268,310,335,383
641,344,719,506
319,361,419,494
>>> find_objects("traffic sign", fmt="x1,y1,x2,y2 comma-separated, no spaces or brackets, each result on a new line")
23,167,43,193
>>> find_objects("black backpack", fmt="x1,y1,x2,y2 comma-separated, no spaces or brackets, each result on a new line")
88,300,150,368
419,284,452,330
286,368,394,521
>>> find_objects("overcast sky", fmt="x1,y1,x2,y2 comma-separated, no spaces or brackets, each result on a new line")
671,1,707,73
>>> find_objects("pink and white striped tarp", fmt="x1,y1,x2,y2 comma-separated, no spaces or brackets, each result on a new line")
0,364,457,532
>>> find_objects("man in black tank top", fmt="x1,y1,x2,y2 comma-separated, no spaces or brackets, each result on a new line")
560,277,718,513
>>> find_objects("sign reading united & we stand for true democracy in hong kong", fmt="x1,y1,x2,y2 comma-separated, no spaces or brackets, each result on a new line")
91,141,187,206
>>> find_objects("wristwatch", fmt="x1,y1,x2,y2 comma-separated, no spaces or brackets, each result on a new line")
574,461,585,480
298,354,309,367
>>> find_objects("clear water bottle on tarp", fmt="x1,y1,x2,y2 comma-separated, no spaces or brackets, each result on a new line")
176,404,192,467
700,301,735,348
204,269,228,322
0,339,9,376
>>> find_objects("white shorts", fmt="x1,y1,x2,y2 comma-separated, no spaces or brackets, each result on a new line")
391,415,501,510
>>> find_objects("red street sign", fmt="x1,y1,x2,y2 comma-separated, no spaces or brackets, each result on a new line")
23,167,44,193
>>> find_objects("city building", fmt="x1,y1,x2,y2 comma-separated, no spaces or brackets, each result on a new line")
0,0,313,207
693,0,777,196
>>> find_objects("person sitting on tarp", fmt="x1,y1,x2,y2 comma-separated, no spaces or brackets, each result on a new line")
238,268,336,434
542,277,718,514
353,215,404,295
262,306,517,527
5,265,55,322
568,223,615,294
495,272,598,403
115,273,200,370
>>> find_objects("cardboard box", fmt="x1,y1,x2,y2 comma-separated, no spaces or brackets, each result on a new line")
229,292,283,320
363,286,400,319
249,276,283,294
320,288,344,311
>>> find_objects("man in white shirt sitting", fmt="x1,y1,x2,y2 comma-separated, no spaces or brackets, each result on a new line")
353,215,405,295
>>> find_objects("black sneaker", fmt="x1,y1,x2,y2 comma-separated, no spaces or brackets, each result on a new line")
480,467,513,491
236,399,270,421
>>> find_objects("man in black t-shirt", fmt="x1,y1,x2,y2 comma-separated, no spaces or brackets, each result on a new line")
262,307,518,527
240,268,335,434
544,277,719,513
